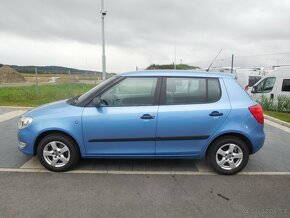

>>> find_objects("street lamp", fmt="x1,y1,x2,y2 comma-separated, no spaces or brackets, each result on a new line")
100,0,107,80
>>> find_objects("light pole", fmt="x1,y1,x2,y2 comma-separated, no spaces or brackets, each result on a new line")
100,0,107,80
174,42,176,70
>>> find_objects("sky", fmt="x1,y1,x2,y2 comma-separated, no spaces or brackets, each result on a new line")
0,0,290,73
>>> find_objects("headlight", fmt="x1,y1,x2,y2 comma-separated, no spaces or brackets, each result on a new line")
18,117,33,129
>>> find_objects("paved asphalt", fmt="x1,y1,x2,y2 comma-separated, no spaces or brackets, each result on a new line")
0,172,289,218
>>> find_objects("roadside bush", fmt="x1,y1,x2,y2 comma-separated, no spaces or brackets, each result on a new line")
258,95,290,113
277,95,290,113
259,95,274,111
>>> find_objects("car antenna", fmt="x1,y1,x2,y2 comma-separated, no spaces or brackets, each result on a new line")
206,49,223,72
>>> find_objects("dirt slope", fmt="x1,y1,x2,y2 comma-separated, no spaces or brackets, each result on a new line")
0,65,26,83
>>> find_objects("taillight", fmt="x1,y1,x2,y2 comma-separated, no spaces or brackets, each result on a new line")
245,85,249,91
248,104,264,125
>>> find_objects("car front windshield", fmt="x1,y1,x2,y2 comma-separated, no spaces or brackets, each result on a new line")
76,76,117,103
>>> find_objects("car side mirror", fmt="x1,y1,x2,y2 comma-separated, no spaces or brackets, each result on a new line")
92,97,101,107
251,86,256,93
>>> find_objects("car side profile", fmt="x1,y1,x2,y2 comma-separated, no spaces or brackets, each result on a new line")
18,70,265,175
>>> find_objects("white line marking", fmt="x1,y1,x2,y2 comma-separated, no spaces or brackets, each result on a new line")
265,119,290,134
0,110,27,122
194,160,213,172
238,172,290,176
0,168,290,175
20,156,43,169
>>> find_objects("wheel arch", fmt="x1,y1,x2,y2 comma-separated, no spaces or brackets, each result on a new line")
205,132,253,157
34,130,81,156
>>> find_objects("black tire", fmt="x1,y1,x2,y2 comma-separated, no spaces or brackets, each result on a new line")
37,134,80,172
207,136,249,175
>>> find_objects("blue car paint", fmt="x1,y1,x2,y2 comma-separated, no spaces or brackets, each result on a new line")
18,100,86,156
18,70,265,159
155,78,231,156
82,106,158,155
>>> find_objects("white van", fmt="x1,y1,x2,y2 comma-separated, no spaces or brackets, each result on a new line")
235,68,264,91
250,66,290,101
209,67,265,91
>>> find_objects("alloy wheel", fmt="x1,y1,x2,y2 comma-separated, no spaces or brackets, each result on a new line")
215,143,243,170
43,141,70,168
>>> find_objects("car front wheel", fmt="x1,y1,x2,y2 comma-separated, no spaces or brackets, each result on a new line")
37,134,79,172
208,136,249,175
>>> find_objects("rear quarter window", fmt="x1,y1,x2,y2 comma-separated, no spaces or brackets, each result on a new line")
282,79,290,92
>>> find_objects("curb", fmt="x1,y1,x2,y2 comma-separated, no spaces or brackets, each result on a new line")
264,114,290,128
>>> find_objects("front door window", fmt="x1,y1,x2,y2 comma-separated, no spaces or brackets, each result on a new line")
100,77,158,106
255,77,276,93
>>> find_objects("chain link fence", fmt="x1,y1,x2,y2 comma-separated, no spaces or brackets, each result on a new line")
190,52,290,72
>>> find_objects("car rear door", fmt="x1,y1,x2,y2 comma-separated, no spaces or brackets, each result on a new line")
156,77,231,155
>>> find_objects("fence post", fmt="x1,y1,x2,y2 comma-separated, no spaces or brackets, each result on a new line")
231,54,234,74
35,67,39,96
68,70,71,97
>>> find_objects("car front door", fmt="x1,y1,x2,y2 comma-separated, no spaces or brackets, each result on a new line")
156,77,231,155
82,77,160,155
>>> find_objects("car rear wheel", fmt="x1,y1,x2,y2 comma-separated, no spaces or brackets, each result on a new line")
208,136,249,175
37,134,79,172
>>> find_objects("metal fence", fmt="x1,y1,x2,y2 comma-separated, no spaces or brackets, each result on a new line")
190,52,290,71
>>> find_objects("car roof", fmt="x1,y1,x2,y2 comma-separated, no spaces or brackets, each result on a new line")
120,70,235,78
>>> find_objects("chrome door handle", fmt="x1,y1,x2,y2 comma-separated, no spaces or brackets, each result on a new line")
141,114,155,119
209,111,223,117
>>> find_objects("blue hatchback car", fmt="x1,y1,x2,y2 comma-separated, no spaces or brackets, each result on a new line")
18,70,265,175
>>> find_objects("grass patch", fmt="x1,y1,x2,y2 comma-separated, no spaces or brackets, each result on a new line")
0,83,94,107
264,110,290,123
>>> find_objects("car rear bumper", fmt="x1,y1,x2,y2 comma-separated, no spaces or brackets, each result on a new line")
249,125,265,154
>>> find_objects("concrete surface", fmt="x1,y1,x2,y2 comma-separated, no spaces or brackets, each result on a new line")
0,172,289,218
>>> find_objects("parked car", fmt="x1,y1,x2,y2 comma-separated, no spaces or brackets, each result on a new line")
18,70,265,175
250,66,290,101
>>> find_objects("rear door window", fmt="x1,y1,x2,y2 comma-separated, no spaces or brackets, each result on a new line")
208,78,221,102
165,77,221,105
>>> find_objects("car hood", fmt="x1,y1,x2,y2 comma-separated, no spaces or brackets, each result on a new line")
24,99,75,117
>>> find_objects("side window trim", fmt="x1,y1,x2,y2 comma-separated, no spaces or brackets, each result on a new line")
159,77,167,105
159,76,221,105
